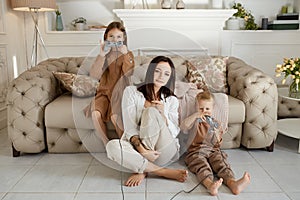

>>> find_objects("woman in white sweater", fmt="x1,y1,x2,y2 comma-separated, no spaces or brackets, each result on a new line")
106,56,188,187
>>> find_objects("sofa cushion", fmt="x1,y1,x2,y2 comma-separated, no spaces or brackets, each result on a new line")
188,56,229,93
45,94,94,129
132,55,228,94
185,60,208,90
45,93,245,130
228,95,245,123
53,72,99,97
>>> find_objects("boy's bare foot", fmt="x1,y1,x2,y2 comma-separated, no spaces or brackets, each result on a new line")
125,173,147,187
208,178,223,196
155,168,188,182
228,172,251,195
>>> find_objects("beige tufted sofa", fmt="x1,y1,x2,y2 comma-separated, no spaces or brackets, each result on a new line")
7,56,278,157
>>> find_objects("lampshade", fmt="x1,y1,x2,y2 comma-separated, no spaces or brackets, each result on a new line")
11,0,56,12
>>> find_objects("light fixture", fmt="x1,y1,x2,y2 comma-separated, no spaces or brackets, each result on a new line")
11,0,56,67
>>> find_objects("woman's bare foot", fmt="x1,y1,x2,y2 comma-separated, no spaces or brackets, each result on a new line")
154,168,188,182
125,173,147,187
228,172,251,195
207,178,223,196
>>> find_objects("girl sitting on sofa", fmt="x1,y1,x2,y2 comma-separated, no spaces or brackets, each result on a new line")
84,21,135,145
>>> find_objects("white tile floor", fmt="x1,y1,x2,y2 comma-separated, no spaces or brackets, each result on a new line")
1,127,300,200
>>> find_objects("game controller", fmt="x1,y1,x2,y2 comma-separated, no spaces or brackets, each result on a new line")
104,41,123,52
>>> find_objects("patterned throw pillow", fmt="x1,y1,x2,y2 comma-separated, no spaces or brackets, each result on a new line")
185,60,208,91
187,56,228,93
53,72,99,97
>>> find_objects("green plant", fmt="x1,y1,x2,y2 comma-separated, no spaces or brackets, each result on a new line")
232,3,258,30
71,17,87,26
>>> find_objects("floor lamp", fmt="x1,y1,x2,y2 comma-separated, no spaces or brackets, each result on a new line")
11,0,56,67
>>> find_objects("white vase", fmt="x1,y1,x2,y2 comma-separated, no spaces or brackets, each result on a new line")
238,17,245,30
176,0,185,9
75,23,85,31
225,17,240,30
161,0,172,9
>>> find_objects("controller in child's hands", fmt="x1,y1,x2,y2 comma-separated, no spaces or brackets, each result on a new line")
104,41,123,52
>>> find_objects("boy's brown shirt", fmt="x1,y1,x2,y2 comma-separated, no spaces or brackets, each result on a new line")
187,117,222,154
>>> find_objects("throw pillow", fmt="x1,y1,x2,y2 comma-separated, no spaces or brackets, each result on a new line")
53,72,99,97
187,56,229,93
185,60,208,91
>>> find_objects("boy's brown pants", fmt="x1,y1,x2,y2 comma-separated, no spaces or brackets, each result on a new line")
185,147,235,184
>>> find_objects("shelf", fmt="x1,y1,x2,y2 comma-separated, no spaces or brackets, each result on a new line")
113,9,236,30
46,30,105,34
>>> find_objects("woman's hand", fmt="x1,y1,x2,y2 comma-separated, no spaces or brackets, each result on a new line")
144,100,152,108
141,149,161,162
151,100,164,114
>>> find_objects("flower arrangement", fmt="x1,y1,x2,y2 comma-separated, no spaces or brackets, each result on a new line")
71,17,87,27
232,3,258,30
276,58,300,85
55,6,61,15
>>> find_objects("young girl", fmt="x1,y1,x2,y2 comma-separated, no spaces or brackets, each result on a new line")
106,56,188,187
84,21,135,145
181,91,250,196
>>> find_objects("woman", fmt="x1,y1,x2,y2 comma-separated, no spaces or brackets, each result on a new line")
84,21,134,145
106,56,188,187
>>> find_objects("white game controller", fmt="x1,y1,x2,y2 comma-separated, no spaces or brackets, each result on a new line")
104,41,123,52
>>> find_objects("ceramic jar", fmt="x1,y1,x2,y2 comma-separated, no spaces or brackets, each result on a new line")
226,17,240,30
75,23,85,31
176,0,185,9
161,0,172,9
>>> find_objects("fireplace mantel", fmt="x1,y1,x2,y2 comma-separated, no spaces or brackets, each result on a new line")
113,9,236,55
113,9,236,30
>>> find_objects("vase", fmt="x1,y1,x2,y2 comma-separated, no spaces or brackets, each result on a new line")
55,15,64,31
238,17,245,29
176,0,185,9
75,23,85,31
289,80,300,99
161,0,172,9
225,17,240,30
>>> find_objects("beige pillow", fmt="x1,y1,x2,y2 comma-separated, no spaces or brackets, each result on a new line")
185,60,208,91
53,72,99,97
187,56,228,93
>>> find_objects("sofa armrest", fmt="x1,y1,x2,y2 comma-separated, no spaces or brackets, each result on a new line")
6,57,84,155
7,68,59,154
227,57,278,149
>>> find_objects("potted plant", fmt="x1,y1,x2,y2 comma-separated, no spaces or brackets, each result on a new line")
276,58,300,99
71,17,87,31
55,6,63,31
232,3,258,30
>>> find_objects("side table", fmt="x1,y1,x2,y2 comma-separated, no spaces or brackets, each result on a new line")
277,87,300,153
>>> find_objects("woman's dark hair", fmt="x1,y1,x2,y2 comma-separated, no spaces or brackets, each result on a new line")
103,21,127,45
137,56,176,101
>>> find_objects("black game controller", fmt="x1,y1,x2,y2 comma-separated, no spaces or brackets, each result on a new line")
104,41,123,52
